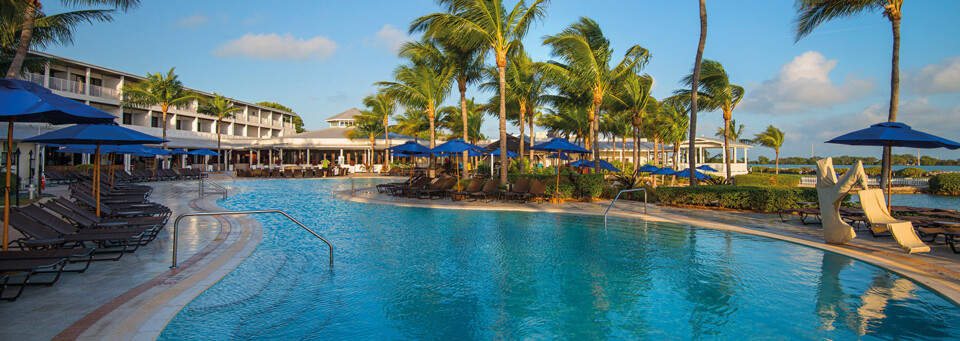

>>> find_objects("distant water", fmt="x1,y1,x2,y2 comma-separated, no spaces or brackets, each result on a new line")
752,164,960,172
850,194,960,211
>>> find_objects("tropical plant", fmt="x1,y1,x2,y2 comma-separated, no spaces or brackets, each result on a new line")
346,111,383,165
793,0,903,193
599,110,631,166
5,0,138,78
0,3,115,75
392,109,431,141
609,72,657,167
753,125,785,174
197,93,242,169
715,118,752,144
481,47,549,164
121,67,200,146
439,98,485,143
540,87,592,145
656,98,689,185
361,91,396,164
677,59,744,180
541,17,650,172
688,0,708,186
411,0,549,185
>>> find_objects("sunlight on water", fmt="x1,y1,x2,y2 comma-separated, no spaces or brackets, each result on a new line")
159,178,960,340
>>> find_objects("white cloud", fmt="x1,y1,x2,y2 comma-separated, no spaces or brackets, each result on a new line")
904,55,960,95
176,15,207,29
213,33,338,61
739,51,874,115
365,24,409,53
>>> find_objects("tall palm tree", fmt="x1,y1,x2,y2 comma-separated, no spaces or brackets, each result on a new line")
689,0,708,186
1,4,114,74
599,111,631,168
754,125,785,174
677,59,744,180
439,98,485,144
542,17,650,172
794,0,903,194
399,38,484,178
412,0,549,185
715,118,750,144
393,109,431,141
5,0,138,78
361,91,396,166
655,100,689,185
197,93,242,170
610,72,657,168
375,52,454,176
346,111,383,168
121,68,200,147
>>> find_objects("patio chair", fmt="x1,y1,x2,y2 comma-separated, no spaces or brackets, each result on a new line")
859,188,930,254
17,205,154,242
43,198,167,235
283,169,293,177
293,168,303,178
377,176,418,193
0,248,95,274
466,179,501,201
417,178,457,199
0,258,68,301
915,226,960,253
449,178,484,201
502,178,531,201
271,168,281,177
519,180,549,203
7,211,143,260
388,177,431,196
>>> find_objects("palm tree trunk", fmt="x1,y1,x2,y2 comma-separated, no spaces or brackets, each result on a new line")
723,114,731,179
880,18,901,199
529,114,535,162
621,134,626,169
775,148,780,174
161,105,169,149
592,98,601,173
217,118,222,171
497,55,508,186
518,104,526,172
689,0,708,186
5,3,38,78
428,106,436,177
459,79,469,179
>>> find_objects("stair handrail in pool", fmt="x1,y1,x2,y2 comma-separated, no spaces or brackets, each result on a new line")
604,188,647,228
330,178,354,195
198,177,227,199
170,210,333,268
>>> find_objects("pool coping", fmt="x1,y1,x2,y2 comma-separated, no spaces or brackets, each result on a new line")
58,193,264,341
336,186,960,307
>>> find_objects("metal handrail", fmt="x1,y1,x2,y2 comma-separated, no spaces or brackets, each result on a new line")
604,188,648,228
330,178,354,195
199,177,227,199
171,210,333,268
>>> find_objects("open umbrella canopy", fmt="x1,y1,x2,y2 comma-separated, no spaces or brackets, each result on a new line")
637,164,660,173
568,159,621,172
547,152,571,160
697,165,720,172
388,140,431,154
674,169,711,180
190,149,221,156
23,123,167,145
0,79,117,124
169,148,191,155
530,137,591,154
826,122,960,149
436,149,484,157
487,149,519,157
53,144,158,157
429,139,486,154
649,167,676,175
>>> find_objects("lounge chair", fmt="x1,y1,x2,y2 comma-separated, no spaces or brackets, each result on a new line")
466,179,500,201
519,180,549,203
502,178,531,201
283,169,293,178
915,226,960,253
417,178,457,199
271,168,281,178
17,205,155,243
388,177,431,196
377,176,418,193
6,211,143,260
403,178,440,197
44,198,167,234
859,188,930,253
0,258,68,301
449,178,484,201
0,248,94,274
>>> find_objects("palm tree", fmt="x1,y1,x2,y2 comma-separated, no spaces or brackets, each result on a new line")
794,0,903,194
121,68,200,147
600,111,632,168
393,109,431,141
439,98,485,144
197,93,242,170
654,100,689,185
361,91,396,166
5,0,138,78
480,48,549,165
610,72,657,168
346,111,383,168
688,0,708,186
754,125,785,174
1,4,115,74
715,118,751,144
678,59,744,180
542,17,650,172
412,0,549,185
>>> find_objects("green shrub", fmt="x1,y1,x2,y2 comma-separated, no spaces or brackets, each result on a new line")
657,186,819,212
929,173,960,195
864,166,882,177
734,173,800,187
75,164,96,173
546,182,575,198
894,167,926,178
574,173,604,199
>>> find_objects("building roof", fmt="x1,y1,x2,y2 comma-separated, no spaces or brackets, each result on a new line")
285,127,351,139
325,108,362,122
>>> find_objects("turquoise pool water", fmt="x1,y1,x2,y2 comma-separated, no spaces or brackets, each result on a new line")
159,179,960,340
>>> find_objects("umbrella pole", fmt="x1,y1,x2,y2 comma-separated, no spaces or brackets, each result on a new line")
95,143,101,217
455,154,461,192
3,118,13,251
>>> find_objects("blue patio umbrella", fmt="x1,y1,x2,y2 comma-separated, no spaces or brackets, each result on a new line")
429,139,486,189
568,159,621,172
387,140,431,154
54,144,156,157
0,79,117,250
25,123,167,217
697,165,720,172
190,149,222,156
547,152,571,161
530,138,592,196
487,149,519,157
637,164,660,173
826,121,960,205
649,167,676,175
437,149,484,157
169,148,191,155
674,168,711,180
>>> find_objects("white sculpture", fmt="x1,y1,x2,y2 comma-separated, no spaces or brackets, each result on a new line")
816,158,868,244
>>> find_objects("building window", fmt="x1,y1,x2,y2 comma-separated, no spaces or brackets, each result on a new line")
175,119,182,130
151,115,159,128
122,113,132,125
90,78,102,86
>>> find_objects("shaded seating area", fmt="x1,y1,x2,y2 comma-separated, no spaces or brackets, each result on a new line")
234,166,348,178
380,176,551,204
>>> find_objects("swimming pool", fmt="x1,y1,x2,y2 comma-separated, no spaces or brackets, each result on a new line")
159,179,960,340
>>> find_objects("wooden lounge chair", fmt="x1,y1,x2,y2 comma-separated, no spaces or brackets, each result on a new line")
466,179,500,201
271,168,281,178
859,188,930,253
283,169,293,177
450,178,484,201
293,168,303,178
915,226,960,253
502,178,531,201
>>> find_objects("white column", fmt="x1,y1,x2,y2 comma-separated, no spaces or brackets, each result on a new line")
721,146,727,173
84,67,91,95
744,148,749,169
123,154,131,172
43,65,50,86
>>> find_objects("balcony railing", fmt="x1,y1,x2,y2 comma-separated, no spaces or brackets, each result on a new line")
88,84,119,99
21,73,119,100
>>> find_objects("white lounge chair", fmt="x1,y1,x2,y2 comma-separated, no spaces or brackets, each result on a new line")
858,188,930,254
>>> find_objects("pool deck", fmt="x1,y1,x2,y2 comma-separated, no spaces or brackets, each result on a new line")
2,174,960,340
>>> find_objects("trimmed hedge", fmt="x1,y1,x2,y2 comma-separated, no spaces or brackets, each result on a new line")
929,173,960,195
575,173,604,198
657,186,818,212
864,166,882,177
894,167,926,177
734,174,800,187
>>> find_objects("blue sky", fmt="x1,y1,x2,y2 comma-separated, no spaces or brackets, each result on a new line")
43,0,960,159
